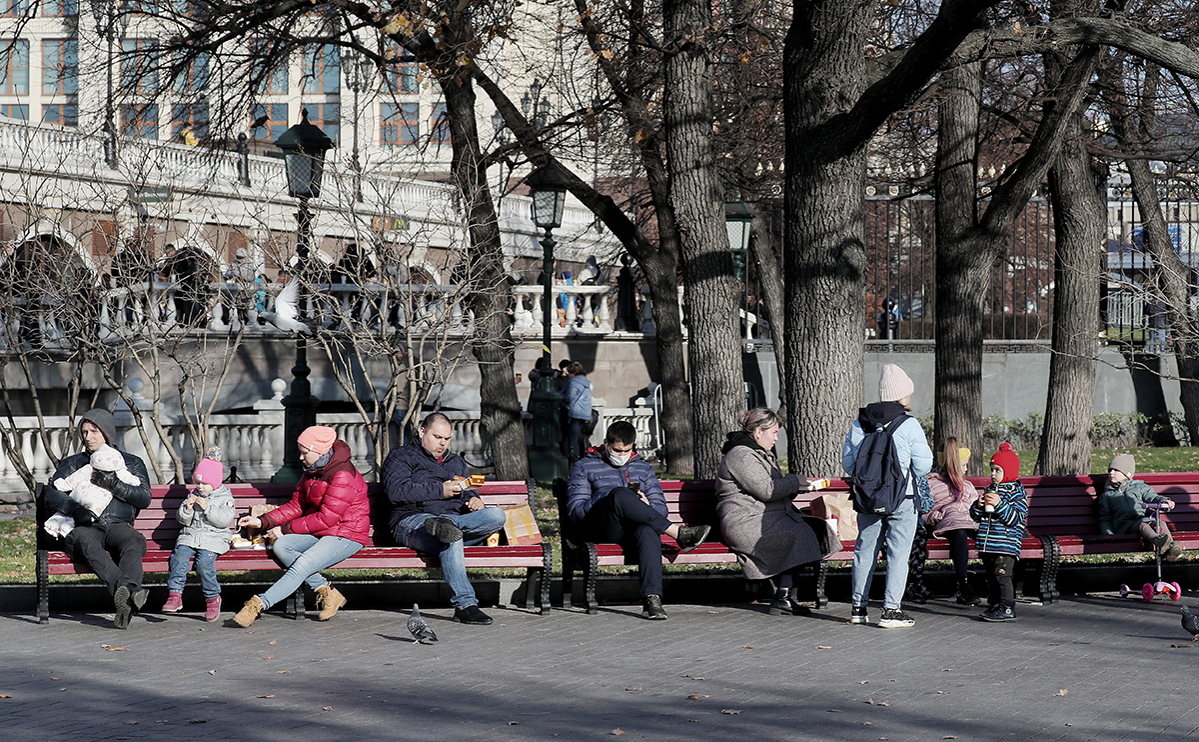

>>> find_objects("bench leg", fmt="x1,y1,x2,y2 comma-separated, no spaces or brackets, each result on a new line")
1031,535,1061,604
37,549,49,625
540,543,552,614
287,589,305,619
814,560,830,609
561,544,577,609
584,543,599,615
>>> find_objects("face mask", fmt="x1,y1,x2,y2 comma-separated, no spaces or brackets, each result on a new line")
609,451,632,467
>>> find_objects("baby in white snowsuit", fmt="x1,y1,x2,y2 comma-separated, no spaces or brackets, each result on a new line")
44,444,142,537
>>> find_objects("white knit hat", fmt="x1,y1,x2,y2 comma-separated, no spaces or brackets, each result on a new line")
878,364,915,402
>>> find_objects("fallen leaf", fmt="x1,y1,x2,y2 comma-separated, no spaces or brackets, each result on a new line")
269,639,277,645
866,698,875,705
0,695,11,699
105,647,127,652
721,709,742,715
862,722,872,726
936,691,949,695
312,659,329,663
277,671,288,674
124,721,138,725
1054,689,1068,697
51,677,61,680
688,695,701,700
188,719,207,724
208,670,217,676
262,655,274,660
816,645,832,650
742,645,754,649
943,737,957,740
879,701,890,707
1171,644,1193,648
693,677,705,681
508,722,519,726
827,709,841,713
858,681,869,685
625,686,642,692
1048,643,1060,646
255,695,275,699
611,730,624,736
941,668,955,672
323,706,333,711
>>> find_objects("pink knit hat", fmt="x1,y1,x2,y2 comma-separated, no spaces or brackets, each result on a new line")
193,446,224,485
298,425,337,455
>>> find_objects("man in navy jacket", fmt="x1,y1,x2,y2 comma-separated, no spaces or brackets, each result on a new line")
566,421,709,620
381,412,506,625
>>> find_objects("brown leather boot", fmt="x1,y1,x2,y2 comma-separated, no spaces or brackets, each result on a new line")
315,585,346,621
233,596,265,628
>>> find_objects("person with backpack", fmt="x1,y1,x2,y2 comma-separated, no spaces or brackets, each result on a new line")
841,364,933,628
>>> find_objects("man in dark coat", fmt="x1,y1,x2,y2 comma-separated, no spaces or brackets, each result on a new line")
565,421,710,620
43,409,152,629
380,412,506,626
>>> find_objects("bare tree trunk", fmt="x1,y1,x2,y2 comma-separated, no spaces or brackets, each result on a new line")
440,74,528,480
750,205,787,421
1037,40,1103,476
663,0,743,478
1102,60,1199,444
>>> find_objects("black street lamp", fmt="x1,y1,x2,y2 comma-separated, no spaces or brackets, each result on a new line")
524,164,570,483
89,0,129,168
272,109,334,482
344,49,373,203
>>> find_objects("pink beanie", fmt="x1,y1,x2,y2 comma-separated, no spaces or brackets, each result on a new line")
298,425,337,455
193,446,224,485
878,364,915,403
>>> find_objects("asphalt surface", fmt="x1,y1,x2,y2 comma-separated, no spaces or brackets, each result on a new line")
4,591,1199,741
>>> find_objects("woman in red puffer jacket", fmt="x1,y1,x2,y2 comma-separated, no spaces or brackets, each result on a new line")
231,426,370,627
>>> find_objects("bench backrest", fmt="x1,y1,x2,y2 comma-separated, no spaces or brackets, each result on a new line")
39,479,534,551
660,472,1199,539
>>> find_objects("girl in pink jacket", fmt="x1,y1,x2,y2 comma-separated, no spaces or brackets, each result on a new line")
906,437,980,606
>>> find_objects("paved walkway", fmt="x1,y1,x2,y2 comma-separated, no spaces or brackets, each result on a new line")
4,593,1198,741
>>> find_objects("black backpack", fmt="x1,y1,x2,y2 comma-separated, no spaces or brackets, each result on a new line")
850,415,911,515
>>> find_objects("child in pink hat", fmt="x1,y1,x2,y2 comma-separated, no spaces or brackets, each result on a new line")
164,447,236,621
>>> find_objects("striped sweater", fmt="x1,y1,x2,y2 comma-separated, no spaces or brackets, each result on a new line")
970,480,1028,556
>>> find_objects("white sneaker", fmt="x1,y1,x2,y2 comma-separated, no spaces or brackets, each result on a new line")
878,608,915,628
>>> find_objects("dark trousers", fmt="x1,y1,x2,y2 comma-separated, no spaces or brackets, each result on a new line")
982,553,1016,606
579,487,670,598
567,417,587,465
63,522,147,595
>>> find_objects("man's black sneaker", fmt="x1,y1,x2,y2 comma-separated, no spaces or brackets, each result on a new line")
452,605,493,625
850,605,869,624
424,516,463,543
113,585,133,629
979,605,1016,622
878,608,915,628
642,595,668,620
675,525,711,553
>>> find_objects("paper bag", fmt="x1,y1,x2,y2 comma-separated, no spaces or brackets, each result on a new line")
501,503,543,546
810,492,858,543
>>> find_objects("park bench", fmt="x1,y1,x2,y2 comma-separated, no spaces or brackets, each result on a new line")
35,479,551,623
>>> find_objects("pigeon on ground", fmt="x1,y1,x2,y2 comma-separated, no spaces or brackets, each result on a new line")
1182,605,1199,641
408,603,438,644
259,277,313,334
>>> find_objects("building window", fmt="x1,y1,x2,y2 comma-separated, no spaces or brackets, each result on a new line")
251,38,288,95
0,103,28,119
42,103,76,126
0,40,29,95
304,103,339,146
250,102,287,141
302,45,340,94
42,0,76,16
383,46,418,94
120,103,158,139
172,51,209,94
121,40,158,95
42,39,77,95
171,102,208,140
381,102,418,147
0,1,29,17
430,102,449,146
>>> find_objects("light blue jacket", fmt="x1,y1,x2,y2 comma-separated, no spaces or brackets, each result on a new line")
841,405,933,497
561,374,592,421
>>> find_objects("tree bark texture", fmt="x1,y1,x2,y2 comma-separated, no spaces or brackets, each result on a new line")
440,74,528,480
782,2,873,477
663,0,743,478
1036,42,1103,476
750,205,787,421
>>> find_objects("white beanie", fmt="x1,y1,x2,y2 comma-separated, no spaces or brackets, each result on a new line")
878,364,915,403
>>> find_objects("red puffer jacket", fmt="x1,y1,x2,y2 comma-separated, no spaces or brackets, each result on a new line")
259,440,371,545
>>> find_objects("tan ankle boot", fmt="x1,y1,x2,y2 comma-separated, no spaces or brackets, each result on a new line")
315,585,346,621
233,596,265,628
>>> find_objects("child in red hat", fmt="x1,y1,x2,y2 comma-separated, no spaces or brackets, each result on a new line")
970,442,1027,622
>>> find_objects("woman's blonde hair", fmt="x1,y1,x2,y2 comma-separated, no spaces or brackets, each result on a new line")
941,436,968,493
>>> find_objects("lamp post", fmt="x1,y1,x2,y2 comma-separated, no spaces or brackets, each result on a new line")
344,49,372,203
272,109,334,482
524,164,570,482
491,110,508,193
89,0,128,168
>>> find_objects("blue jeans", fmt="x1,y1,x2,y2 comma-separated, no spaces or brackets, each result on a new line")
393,507,508,610
851,497,918,610
258,534,363,610
167,544,221,598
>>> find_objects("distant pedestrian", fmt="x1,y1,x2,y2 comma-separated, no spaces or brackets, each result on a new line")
560,362,592,465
